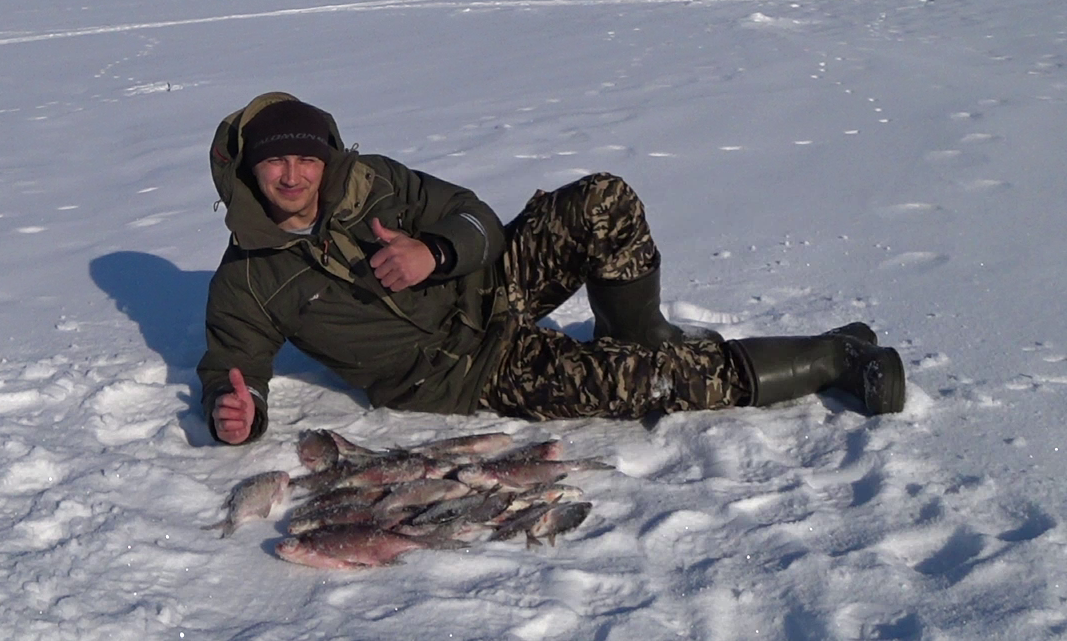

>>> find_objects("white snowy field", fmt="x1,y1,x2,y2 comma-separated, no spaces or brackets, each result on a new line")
2,0,1067,638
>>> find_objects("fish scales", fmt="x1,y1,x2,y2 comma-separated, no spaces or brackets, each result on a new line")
518,483,584,504
289,486,390,521
490,440,563,462
202,471,289,538
332,454,430,488
373,478,473,514
526,501,593,547
410,432,514,458
489,502,556,542
288,504,412,535
457,458,613,491
325,429,386,464
409,490,514,526
276,524,461,569
290,459,367,493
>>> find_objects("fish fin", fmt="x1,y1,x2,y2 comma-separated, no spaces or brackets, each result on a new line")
574,458,614,471
289,474,313,489
525,533,543,549
200,520,225,532
201,519,236,538
547,533,557,547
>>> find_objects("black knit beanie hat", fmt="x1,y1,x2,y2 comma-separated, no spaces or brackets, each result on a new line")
242,100,332,168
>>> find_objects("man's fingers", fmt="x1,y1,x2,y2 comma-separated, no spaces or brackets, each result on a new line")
369,244,397,269
214,404,247,421
217,421,251,445
374,262,409,291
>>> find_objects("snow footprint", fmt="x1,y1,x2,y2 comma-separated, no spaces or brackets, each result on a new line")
834,603,922,640
548,568,649,617
1006,342,1067,390
2,446,65,493
959,178,1010,192
960,132,999,144
640,509,717,562
877,251,949,273
14,499,92,550
876,202,944,220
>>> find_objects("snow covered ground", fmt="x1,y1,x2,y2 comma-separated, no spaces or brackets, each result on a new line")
2,0,1066,638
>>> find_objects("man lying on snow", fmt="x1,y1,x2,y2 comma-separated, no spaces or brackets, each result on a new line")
198,92,906,445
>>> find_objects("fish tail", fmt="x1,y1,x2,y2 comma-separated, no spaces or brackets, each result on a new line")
525,532,543,549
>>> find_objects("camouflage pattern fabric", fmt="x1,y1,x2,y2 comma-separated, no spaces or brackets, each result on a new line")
479,173,749,420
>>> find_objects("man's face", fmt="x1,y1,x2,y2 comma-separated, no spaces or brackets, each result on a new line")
251,155,326,225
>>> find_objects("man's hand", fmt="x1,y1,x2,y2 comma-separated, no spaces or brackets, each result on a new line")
212,368,255,445
369,218,435,291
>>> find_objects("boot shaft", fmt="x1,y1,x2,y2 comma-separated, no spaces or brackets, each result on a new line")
587,262,683,349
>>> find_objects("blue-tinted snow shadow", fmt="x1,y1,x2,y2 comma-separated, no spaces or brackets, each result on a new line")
90,251,363,445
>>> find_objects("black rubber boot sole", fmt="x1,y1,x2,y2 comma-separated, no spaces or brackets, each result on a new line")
861,346,906,414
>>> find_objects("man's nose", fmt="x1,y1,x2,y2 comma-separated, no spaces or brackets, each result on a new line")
280,159,299,183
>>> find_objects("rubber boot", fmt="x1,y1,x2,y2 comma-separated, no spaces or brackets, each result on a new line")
588,263,687,350
726,329,905,415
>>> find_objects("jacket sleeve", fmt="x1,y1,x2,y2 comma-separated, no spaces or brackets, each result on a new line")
196,249,284,444
380,156,505,278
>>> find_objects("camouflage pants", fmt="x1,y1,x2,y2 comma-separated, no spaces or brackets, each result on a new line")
479,173,748,420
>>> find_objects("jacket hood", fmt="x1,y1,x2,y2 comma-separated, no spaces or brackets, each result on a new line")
209,92,349,250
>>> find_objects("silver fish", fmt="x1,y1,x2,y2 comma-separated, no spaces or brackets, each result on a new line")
296,429,340,473
287,503,412,535
393,520,495,543
491,439,563,462
332,453,432,488
290,459,364,493
288,485,391,521
409,490,514,526
276,524,462,569
488,485,584,524
373,478,473,514
489,502,556,543
457,458,613,491
518,483,584,504
202,471,289,538
526,501,593,547
325,430,387,464
410,432,514,459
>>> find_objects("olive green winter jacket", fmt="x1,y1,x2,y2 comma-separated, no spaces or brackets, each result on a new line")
197,92,508,443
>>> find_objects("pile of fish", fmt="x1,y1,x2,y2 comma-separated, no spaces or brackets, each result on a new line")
202,430,613,570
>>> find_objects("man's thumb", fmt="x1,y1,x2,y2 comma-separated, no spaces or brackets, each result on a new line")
228,368,249,397
370,218,400,243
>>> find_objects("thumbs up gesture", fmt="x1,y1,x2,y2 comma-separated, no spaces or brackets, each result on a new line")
212,368,255,444
368,218,435,291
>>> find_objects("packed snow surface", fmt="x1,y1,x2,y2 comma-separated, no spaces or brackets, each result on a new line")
2,0,1066,639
